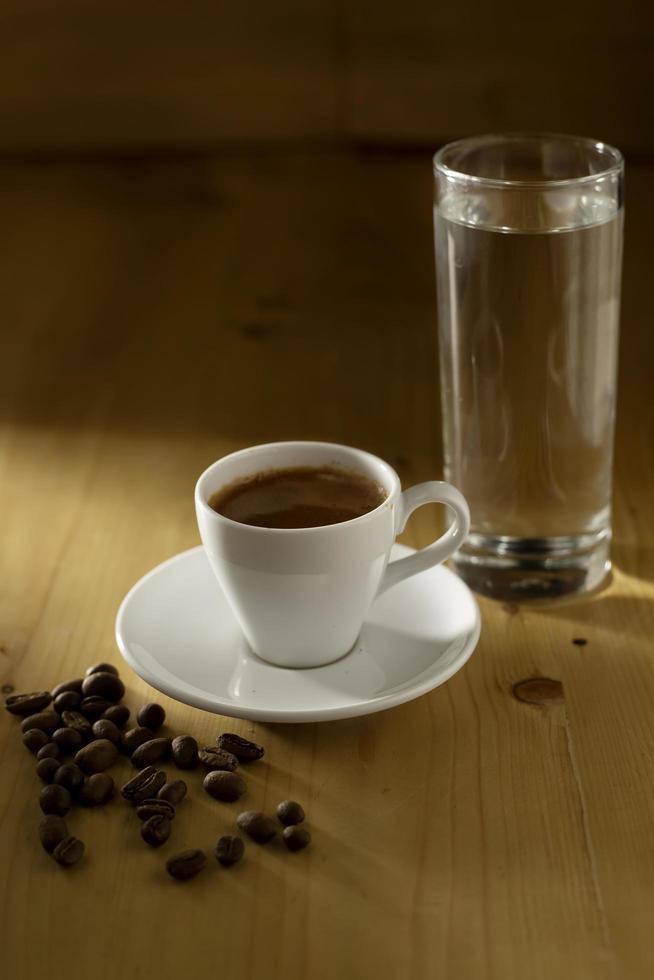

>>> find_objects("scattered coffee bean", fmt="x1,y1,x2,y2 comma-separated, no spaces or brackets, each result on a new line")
276,800,305,826
198,746,239,771
141,814,172,848
102,704,130,728
51,678,84,698
215,835,244,867
121,766,167,804
40,784,72,816
52,726,84,754
23,729,51,754
136,799,176,821
37,757,62,783
166,849,207,880
131,737,171,769
53,835,85,866
171,734,198,770
75,738,119,774
20,710,60,735
282,826,311,852
203,771,247,803
54,763,84,794
5,691,52,717
121,726,154,755
12,671,310,875
217,732,264,762
36,742,60,761
137,703,166,732
237,811,277,843
61,710,92,738
53,690,81,713
79,773,115,807
81,671,125,703
157,780,187,805
39,814,68,854
79,696,112,719
91,718,120,744
85,662,119,677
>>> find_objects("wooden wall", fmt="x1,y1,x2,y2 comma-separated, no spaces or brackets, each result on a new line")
0,1,651,153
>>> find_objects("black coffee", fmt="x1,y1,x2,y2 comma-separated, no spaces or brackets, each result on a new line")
209,465,387,529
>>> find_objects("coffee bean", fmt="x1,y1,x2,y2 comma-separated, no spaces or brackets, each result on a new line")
79,696,112,719
52,726,84,754
23,729,51,754
157,780,187,805
75,738,118,774
137,703,166,732
215,835,244,867
236,811,276,843
171,734,198,770
40,784,72,816
282,826,311,852
39,814,68,853
61,710,92,738
53,691,81,713
141,814,172,848
203,770,247,803
37,757,62,783
5,691,52,717
136,798,176,821
91,718,120,744
54,763,84,794
276,800,305,826
20,711,60,735
85,662,120,677
79,773,115,807
102,704,130,728
51,678,84,698
121,766,166,804
166,849,207,880
53,835,85,866
217,733,264,762
81,671,125,703
198,746,239,771
131,737,171,769
121,726,154,755
36,742,60,761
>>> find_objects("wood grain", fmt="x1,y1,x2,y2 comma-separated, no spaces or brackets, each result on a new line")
0,151,653,979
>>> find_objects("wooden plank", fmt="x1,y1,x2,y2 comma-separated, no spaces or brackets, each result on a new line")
345,5,654,154
0,2,652,151
0,152,653,979
0,3,337,149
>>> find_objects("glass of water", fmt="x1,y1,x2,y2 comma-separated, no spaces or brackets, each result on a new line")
433,133,624,600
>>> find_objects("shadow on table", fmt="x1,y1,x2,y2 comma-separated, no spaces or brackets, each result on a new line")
519,580,654,643
612,544,654,584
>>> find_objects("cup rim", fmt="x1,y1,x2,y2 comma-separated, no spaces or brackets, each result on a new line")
433,132,624,189
194,440,400,535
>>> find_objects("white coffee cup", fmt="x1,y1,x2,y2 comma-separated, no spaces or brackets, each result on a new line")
195,441,470,668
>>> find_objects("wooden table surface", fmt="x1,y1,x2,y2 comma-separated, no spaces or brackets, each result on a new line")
1,150,653,980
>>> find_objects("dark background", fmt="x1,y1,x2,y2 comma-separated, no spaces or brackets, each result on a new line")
0,1,651,156
1,2,652,483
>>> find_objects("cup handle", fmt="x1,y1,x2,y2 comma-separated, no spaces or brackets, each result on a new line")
377,481,470,595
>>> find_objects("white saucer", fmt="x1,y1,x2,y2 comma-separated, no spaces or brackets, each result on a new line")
115,545,480,723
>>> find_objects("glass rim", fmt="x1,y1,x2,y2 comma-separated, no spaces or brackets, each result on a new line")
433,132,624,189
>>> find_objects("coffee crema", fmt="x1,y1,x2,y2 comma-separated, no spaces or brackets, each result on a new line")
209,465,387,529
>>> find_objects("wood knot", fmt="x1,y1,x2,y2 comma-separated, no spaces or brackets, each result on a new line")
512,677,564,706
572,637,588,647
238,322,272,340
